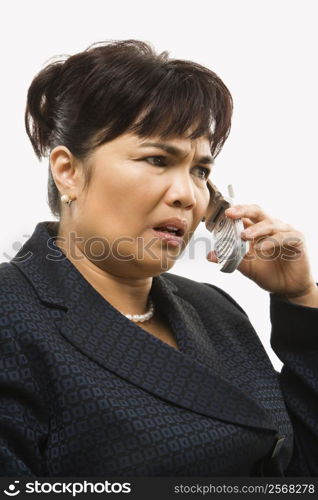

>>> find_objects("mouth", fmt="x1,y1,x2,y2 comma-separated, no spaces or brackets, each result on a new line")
149,218,188,247
152,226,184,237
151,228,183,247
151,217,188,237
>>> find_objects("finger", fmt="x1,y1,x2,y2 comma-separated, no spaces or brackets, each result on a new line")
253,231,304,255
206,250,218,263
241,217,254,229
225,204,269,223
241,220,293,241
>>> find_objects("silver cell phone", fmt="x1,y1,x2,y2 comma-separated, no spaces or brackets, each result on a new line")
204,180,247,273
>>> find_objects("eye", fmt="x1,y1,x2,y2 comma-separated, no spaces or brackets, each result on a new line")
141,156,210,180
194,166,211,180
143,156,168,167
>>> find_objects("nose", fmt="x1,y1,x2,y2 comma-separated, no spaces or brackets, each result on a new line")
166,172,197,210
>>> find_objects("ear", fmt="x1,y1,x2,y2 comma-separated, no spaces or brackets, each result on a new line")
49,146,83,196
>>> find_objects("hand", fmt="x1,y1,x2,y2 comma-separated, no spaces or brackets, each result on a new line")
206,203,318,306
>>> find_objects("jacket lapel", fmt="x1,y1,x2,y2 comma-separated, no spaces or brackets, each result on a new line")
12,221,278,434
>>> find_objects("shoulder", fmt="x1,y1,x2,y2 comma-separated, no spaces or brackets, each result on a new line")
0,262,41,333
0,261,33,297
161,271,248,317
0,261,29,297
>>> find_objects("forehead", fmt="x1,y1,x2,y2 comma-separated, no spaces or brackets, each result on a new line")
90,129,213,164
125,131,212,155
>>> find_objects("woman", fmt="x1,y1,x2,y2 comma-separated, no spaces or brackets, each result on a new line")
0,39,317,477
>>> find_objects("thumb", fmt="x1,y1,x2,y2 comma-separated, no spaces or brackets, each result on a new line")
206,250,218,263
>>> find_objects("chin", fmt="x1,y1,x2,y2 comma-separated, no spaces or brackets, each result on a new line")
136,256,178,277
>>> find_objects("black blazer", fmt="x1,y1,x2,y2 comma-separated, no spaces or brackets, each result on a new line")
0,221,317,477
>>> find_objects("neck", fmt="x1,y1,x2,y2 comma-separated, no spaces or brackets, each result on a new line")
56,225,153,316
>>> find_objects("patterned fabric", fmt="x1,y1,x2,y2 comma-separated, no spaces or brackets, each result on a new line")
0,221,317,476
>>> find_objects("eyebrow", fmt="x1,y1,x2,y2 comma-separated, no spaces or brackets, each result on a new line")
138,141,214,166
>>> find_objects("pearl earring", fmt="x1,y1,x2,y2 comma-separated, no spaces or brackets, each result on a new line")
60,194,75,207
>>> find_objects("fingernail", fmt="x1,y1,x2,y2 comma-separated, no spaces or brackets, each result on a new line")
226,207,240,215
242,229,252,238
224,207,238,215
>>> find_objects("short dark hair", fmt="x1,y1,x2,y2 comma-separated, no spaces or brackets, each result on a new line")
25,39,233,218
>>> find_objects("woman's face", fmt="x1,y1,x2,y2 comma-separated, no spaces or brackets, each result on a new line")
61,131,213,278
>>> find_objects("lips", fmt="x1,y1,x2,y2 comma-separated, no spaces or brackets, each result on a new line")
151,228,184,247
152,217,188,236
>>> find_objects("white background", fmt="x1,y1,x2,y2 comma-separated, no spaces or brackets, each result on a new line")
1,0,317,370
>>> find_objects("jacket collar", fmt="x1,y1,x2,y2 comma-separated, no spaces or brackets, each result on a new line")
11,221,279,434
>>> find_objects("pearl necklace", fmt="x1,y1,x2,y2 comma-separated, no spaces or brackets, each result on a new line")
124,298,155,323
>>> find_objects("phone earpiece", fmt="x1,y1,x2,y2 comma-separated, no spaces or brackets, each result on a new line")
204,180,247,272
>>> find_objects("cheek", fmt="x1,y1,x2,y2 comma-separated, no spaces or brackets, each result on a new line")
81,171,151,233
201,189,211,214
194,189,210,218
96,163,149,200
85,172,130,210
